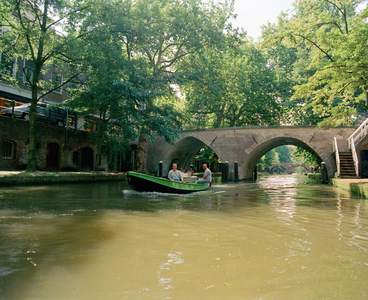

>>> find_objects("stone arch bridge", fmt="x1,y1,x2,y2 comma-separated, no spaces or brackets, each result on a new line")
147,126,356,180
269,163,310,174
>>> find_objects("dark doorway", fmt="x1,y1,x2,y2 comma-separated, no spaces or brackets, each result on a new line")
47,143,59,171
81,147,94,171
120,146,137,172
361,150,368,178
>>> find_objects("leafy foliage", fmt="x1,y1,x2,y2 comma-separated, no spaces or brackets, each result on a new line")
0,0,101,171
275,146,294,163
292,147,320,167
194,146,221,172
257,149,278,169
271,0,368,127
182,39,283,128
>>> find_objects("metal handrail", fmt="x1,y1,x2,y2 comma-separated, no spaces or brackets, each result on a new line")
333,137,340,177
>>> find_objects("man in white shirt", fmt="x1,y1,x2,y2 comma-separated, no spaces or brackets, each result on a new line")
168,163,184,182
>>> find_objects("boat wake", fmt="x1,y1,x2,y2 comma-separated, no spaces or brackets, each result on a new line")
122,189,203,197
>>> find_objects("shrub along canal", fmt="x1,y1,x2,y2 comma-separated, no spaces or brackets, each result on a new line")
0,174,368,299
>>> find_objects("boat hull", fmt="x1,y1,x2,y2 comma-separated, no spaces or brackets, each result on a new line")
127,171,210,194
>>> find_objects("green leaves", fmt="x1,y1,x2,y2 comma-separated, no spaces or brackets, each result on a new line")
182,39,282,128
274,0,368,126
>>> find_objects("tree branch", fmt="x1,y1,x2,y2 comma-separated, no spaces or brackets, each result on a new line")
324,0,348,33
37,72,80,101
296,34,334,62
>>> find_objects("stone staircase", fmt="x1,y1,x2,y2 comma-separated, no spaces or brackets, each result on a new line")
338,152,357,178
337,117,368,179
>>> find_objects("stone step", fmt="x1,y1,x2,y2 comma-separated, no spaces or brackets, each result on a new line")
338,151,357,177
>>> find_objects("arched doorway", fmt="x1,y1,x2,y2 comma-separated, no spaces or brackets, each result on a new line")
81,147,94,171
46,143,59,171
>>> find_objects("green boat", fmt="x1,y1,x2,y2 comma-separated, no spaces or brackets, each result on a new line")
127,171,210,194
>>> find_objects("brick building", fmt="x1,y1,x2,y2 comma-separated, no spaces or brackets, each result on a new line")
0,116,108,171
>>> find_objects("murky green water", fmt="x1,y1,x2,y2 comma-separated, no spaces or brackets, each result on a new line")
1,174,368,300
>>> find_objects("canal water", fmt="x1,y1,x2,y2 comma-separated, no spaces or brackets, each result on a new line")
1,174,368,300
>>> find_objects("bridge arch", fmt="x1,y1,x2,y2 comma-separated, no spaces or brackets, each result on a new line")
157,136,220,176
241,137,322,180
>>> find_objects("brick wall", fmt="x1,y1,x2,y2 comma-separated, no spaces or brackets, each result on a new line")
0,116,108,171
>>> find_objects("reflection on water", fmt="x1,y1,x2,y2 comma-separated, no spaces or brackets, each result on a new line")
1,174,368,299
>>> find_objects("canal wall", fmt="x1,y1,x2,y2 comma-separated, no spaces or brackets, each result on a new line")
0,171,126,187
307,173,322,180
330,178,368,198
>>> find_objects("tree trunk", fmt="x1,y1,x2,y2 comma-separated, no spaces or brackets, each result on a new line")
95,110,106,171
95,127,103,171
26,70,41,172
135,97,153,173
25,0,48,172
134,129,149,173
216,101,227,128
26,93,38,172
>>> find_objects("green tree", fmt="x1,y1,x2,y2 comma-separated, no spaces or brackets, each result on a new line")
194,146,221,172
115,0,235,173
279,0,368,127
292,147,319,167
0,0,94,171
257,149,278,170
65,54,138,171
261,20,310,125
274,145,294,163
260,20,298,107
183,39,281,129
65,0,185,171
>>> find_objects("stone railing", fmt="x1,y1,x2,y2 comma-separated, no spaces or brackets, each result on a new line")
347,118,368,149
186,113,357,130
333,137,340,177
346,118,368,177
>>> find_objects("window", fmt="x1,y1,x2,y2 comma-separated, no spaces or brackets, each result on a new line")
2,140,15,159
23,59,35,84
52,71,62,93
84,119,97,133
68,115,76,129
